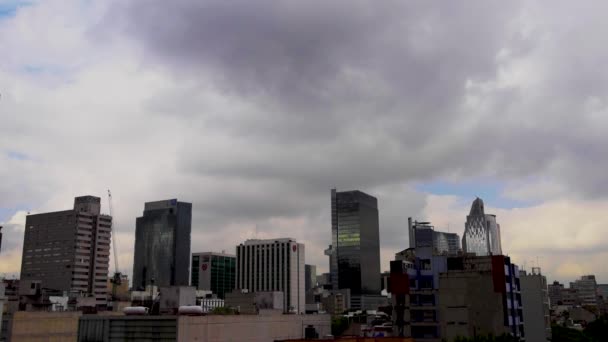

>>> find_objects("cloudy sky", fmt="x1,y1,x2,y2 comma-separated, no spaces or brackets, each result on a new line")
1,0,608,285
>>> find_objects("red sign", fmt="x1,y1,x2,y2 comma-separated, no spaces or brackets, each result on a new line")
201,264,208,271
292,245,297,252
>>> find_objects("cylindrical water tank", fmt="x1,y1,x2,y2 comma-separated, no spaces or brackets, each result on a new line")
178,306,204,315
123,307,149,315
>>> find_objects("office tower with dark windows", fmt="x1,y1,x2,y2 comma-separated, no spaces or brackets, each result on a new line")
305,264,317,292
132,199,192,290
20,196,112,307
408,218,461,255
191,252,236,299
462,197,502,256
236,238,305,314
329,189,381,307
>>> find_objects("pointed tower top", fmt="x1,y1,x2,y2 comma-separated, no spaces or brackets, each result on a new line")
469,197,485,216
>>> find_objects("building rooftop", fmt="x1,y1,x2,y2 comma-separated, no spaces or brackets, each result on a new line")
242,238,297,245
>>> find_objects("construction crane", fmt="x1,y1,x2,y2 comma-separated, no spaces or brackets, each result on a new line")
107,190,123,301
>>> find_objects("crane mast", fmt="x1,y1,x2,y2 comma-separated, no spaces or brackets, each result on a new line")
107,190,122,301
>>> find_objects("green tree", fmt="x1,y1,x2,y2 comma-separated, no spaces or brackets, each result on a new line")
210,306,237,315
551,325,591,342
453,333,520,342
584,315,608,341
331,316,349,336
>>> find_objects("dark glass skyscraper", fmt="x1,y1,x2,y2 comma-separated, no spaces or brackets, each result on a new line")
132,199,192,290
329,189,381,297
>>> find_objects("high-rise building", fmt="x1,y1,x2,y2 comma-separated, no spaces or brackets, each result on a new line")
548,281,564,306
0,225,3,254
408,218,460,255
305,264,317,292
329,189,381,305
191,252,236,299
598,284,608,301
236,238,305,313
20,196,112,307
132,199,192,290
520,268,551,342
462,198,502,256
570,275,598,308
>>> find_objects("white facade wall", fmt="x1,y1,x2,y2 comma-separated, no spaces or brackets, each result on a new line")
236,238,305,313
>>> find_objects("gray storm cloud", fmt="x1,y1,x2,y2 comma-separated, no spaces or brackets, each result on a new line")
2,0,608,280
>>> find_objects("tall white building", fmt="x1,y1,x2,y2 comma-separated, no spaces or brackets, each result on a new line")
462,197,502,256
236,238,305,314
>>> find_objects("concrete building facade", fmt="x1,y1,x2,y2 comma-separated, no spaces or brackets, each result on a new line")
236,238,305,313
570,275,598,308
328,189,381,308
548,281,564,307
438,256,524,341
20,196,112,307
132,199,192,290
191,252,235,299
520,268,550,342
462,198,502,256
390,247,525,341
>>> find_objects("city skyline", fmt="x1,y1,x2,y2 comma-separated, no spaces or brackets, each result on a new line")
1,192,605,287
3,1,608,287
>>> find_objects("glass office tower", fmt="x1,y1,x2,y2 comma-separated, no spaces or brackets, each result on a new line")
329,189,381,297
462,197,502,256
191,252,236,299
132,199,192,289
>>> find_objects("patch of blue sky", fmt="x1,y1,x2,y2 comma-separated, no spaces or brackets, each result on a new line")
0,206,28,222
21,64,67,76
7,150,29,161
0,0,33,20
415,179,536,209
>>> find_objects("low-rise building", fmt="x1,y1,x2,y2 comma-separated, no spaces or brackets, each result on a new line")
159,286,197,314
225,290,284,314
11,311,82,342
77,313,330,341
